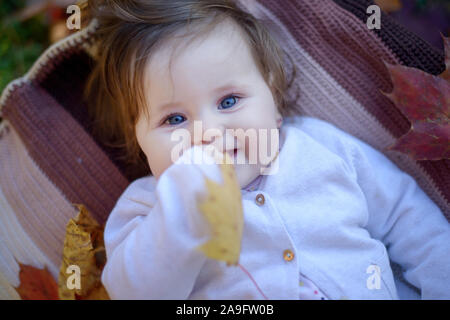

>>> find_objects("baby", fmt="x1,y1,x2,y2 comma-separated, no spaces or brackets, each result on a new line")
86,0,450,299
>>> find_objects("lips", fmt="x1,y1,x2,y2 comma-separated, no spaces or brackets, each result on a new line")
226,148,238,159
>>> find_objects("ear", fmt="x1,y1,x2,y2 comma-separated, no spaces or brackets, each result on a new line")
268,72,282,128
276,109,283,128
268,71,275,87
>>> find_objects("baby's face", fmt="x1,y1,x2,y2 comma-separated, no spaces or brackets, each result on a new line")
136,19,281,188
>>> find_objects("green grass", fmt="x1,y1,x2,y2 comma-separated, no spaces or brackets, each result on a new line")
0,0,49,93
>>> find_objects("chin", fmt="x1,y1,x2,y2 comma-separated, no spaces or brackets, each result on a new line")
233,163,261,189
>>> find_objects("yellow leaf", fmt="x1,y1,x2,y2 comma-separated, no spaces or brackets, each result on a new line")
58,204,110,300
196,152,244,266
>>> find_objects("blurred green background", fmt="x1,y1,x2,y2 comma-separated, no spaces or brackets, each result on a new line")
0,0,49,92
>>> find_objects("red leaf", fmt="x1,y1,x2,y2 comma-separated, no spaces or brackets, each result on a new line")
14,263,59,300
382,37,450,161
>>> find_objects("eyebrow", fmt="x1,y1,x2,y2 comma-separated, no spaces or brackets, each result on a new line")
155,83,248,112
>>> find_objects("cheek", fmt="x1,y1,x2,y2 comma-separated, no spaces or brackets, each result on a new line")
148,141,175,180
237,112,278,161
246,95,279,129
252,88,278,123
136,129,175,180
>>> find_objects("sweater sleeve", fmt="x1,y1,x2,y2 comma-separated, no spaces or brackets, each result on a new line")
101,146,223,299
347,135,450,299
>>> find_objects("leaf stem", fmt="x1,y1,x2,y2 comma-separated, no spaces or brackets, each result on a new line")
238,262,269,300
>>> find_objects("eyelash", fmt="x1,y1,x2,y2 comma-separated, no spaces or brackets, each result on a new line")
161,94,241,126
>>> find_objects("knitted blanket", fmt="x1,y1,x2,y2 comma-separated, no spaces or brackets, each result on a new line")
0,0,447,299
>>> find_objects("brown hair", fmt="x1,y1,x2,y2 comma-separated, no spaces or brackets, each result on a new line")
84,0,298,176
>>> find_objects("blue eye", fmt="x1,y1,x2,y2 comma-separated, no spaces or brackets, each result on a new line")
219,95,239,109
165,114,185,125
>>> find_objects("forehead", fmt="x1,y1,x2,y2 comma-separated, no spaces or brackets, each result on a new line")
145,18,259,103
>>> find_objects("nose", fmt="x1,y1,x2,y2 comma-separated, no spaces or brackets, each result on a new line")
191,114,233,153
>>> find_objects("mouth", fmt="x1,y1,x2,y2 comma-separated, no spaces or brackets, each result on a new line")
226,148,238,159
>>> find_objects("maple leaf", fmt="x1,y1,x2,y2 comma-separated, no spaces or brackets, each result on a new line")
14,263,59,300
382,37,450,161
196,152,244,266
58,204,110,300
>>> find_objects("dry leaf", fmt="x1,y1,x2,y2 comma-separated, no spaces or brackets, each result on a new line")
196,152,244,266
382,37,450,160
14,263,59,300
375,0,402,13
58,204,110,300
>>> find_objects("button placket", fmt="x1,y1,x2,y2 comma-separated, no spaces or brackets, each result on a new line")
260,193,297,266
244,190,299,298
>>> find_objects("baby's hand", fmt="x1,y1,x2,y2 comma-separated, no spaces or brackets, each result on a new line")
174,145,244,266
177,144,230,167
